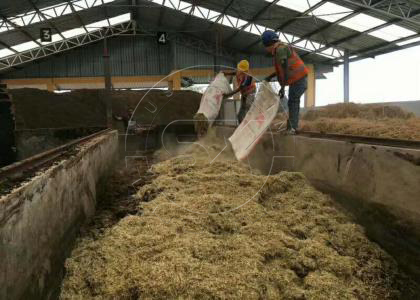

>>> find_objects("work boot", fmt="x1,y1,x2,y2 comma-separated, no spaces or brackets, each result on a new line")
286,128,296,135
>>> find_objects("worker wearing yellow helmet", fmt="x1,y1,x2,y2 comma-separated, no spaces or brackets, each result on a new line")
222,60,256,123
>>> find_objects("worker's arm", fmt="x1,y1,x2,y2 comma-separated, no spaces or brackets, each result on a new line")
224,87,241,98
278,57,288,98
113,114,123,121
282,58,288,87
222,71,236,77
276,45,291,97
265,72,277,82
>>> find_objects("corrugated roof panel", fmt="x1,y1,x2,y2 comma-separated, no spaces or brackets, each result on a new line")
0,2,128,49
0,0,66,18
0,0,419,72
340,34,386,52
369,24,417,41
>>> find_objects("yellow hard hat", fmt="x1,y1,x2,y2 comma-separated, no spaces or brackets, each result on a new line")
237,60,250,72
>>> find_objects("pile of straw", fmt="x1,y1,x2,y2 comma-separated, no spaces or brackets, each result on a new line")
302,103,414,121
300,117,420,140
60,136,417,299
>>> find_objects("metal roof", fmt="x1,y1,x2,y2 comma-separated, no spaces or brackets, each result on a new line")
0,0,419,73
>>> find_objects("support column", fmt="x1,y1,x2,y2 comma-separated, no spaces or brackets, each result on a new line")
304,64,316,108
46,79,55,92
103,37,112,91
168,71,181,91
344,50,350,103
131,0,138,34
214,29,221,74
103,37,112,128
173,71,181,90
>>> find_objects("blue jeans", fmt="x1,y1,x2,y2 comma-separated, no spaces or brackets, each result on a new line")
287,76,307,130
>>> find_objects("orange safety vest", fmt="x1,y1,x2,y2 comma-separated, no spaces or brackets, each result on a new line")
272,44,308,86
235,72,256,96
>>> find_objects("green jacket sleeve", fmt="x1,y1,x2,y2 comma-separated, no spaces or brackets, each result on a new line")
274,45,291,64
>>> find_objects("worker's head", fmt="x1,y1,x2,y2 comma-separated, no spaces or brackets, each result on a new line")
237,60,250,73
262,30,279,53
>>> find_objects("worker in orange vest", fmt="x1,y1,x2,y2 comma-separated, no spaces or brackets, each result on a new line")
262,30,308,134
222,60,256,123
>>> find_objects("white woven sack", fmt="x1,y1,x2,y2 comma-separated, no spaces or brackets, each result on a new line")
196,73,231,125
229,81,279,161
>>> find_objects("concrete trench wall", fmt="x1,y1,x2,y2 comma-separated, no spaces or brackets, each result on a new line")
216,127,420,280
0,130,118,300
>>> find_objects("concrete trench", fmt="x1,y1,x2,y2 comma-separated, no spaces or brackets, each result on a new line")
1,126,420,299
0,130,119,299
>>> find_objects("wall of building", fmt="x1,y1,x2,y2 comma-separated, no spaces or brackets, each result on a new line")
0,130,118,299
2,35,265,80
0,100,16,167
0,32,289,81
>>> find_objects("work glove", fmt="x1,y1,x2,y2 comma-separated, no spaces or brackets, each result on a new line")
278,88,285,99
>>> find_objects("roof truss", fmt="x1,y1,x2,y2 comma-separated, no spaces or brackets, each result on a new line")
0,0,419,71
333,0,420,27
0,20,133,71
148,0,345,60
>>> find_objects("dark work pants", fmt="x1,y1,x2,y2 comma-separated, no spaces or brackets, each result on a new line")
287,76,308,130
237,93,255,124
